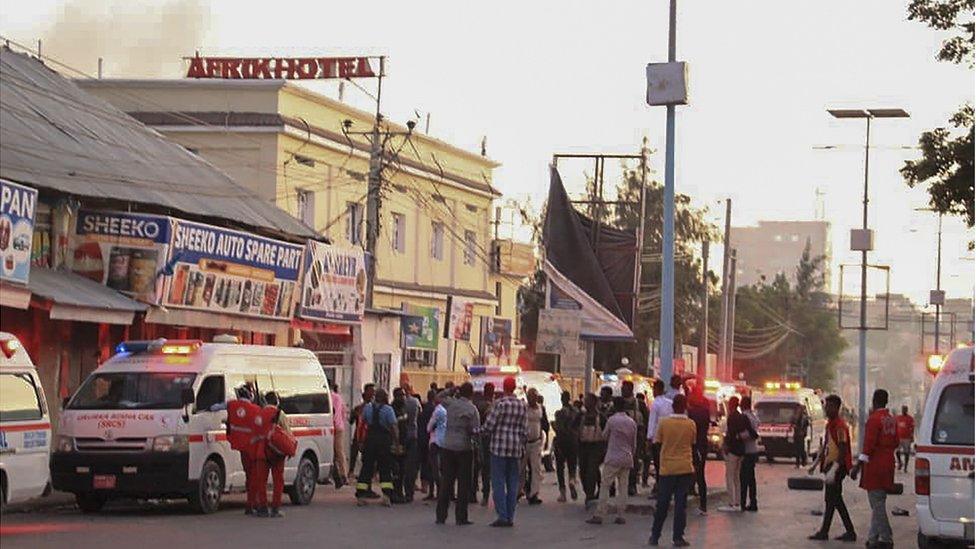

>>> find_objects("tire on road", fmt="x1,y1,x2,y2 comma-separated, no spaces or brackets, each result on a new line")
75,492,108,513
787,476,824,491
287,454,317,506
189,458,224,514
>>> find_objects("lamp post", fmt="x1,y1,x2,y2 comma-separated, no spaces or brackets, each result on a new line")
915,208,945,353
826,107,909,434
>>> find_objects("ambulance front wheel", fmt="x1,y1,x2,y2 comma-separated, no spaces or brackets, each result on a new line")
287,454,317,506
189,458,224,514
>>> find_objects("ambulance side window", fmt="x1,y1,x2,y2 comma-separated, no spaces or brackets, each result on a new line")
0,373,43,422
196,376,225,411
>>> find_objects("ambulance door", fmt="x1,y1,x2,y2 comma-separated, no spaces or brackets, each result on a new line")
0,370,51,503
187,374,231,484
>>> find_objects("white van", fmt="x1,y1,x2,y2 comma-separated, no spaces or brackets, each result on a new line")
916,346,974,548
0,332,52,510
754,384,826,462
52,338,334,514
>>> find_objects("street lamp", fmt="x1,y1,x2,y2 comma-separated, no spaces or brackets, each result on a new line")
915,207,945,353
827,106,909,435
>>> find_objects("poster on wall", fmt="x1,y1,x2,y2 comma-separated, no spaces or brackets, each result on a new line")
70,210,172,302
443,296,474,341
536,309,582,356
164,219,304,320
402,304,439,350
0,179,38,285
298,240,366,323
481,316,513,364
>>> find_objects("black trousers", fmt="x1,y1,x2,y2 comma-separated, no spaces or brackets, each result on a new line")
740,453,758,508
554,440,578,492
692,444,708,511
436,449,473,523
820,475,856,534
578,441,604,501
471,438,491,499
357,438,395,495
651,442,662,484
795,439,808,467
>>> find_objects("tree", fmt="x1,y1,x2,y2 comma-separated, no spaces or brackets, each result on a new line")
902,0,975,227
729,243,847,390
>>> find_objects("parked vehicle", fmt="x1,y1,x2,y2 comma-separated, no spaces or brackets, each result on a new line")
0,332,52,510
754,383,825,462
52,337,333,514
916,346,975,548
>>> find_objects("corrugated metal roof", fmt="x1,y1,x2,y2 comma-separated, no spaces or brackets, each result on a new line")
0,48,315,238
28,267,147,312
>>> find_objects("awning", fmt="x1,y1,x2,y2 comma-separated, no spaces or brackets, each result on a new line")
0,281,31,310
144,307,290,341
28,267,147,325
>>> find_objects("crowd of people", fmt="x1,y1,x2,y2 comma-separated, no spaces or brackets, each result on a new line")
315,376,909,548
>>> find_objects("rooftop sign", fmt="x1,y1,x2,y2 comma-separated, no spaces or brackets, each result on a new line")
185,55,379,80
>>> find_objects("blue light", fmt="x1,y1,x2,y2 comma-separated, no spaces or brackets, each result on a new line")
115,340,154,355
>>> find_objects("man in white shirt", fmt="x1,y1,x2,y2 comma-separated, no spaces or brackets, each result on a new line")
646,379,674,494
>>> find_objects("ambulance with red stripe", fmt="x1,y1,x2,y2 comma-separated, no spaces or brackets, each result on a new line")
52,338,333,514
0,332,51,510
916,345,974,548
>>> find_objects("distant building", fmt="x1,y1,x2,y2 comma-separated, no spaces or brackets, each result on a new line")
730,220,831,289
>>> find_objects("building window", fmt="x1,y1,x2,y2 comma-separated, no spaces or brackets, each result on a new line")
405,348,438,369
773,234,783,242
431,222,445,261
495,281,502,315
345,202,363,245
293,154,315,167
790,234,800,242
392,212,406,253
464,230,477,266
297,189,315,228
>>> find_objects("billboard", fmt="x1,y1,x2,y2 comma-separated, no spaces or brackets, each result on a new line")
164,219,304,320
481,317,513,364
298,241,366,323
443,296,475,341
402,304,439,350
70,210,172,303
0,179,37,285
536,309,582,356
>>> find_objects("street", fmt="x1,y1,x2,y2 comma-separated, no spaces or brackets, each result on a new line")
1,460,920,548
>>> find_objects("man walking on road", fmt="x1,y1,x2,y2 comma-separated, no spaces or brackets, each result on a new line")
524,387,548,505
483,376,527,527
851,389,899,549
436,383,480,525
808,394,857,543
739,396,760,511
895,405,915,473
330,382,348,488
553,390,580,503
576,392,607,505
718,395,751,513
620,380,643,496
686,384,711,515
648,394,695,547
586,396,636,525
646,379,673,494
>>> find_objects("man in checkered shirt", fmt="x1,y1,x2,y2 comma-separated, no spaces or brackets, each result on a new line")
482,376,527,527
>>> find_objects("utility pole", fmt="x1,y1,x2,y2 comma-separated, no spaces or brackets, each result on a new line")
727,249,738,379
935,212,943,353
363,57,386,310
658,0,679,384
718,199,732,381
698,240,709,377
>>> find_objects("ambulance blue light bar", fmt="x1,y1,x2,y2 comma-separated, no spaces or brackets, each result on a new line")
115,338,201,355
468,365,520,376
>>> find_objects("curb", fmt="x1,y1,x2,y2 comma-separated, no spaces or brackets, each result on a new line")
2,492,76,514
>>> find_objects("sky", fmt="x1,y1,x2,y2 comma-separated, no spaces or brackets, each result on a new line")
1,0,973,307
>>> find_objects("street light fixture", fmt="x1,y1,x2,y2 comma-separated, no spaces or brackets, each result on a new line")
827,106,909,436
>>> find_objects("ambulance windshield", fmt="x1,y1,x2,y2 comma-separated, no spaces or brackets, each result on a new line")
68,372,196,410
755,401,801,424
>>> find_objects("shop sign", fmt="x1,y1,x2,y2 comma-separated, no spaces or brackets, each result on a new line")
443,296,475,341
402,304,439,350
536,309,581,356
481,316,513,363
185,55,378,80
164,219,304,320
0,179,37,285
298,241,366,323
70,210,172,303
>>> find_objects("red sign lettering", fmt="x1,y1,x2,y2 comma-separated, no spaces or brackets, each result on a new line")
950,457,975,471
185,55,378,80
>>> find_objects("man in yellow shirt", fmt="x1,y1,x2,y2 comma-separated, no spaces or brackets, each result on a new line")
649,393,696,547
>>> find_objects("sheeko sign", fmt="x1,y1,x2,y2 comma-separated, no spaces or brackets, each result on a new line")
185,55,380,80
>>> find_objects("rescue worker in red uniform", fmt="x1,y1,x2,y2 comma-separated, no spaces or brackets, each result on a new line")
850,389,899,549
252,392,289,518
224,384,263,515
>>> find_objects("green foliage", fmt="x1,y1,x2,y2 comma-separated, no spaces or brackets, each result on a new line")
907,0,974,65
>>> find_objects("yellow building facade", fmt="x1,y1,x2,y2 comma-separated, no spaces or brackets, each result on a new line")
79,78,523,372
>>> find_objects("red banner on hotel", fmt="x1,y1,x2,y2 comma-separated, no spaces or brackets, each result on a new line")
185,55,379,80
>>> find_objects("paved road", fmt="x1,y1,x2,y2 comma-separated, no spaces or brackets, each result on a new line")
1,460,920,548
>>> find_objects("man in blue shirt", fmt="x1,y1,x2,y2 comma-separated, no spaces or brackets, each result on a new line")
356,388,399,506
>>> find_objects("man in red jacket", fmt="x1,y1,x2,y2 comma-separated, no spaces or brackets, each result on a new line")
226,384,263,515
851,389,898,549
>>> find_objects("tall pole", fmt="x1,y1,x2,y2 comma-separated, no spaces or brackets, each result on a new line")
727,249,738,379
698,240,709,377
659,0,678,384
857,115,871,434
936,212,943,347
718,199,732,381
364,57,386,309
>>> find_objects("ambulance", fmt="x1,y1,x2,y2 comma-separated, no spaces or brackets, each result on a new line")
52,338,334,514
754,382,826,462
915,346,974,548
0,332,51,510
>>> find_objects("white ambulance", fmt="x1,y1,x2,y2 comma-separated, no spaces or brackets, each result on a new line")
0,332,52,510
754,383,826,462
916,346,974,548
52,338,334,514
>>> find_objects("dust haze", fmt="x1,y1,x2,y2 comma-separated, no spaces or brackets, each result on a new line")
40,0,210,77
